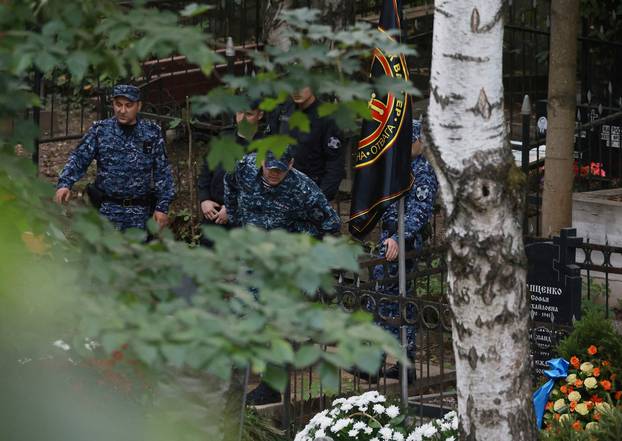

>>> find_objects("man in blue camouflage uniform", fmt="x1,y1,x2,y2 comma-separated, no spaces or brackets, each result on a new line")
224,149,341,238
372,119,438,379
55,85,175,231
224,148,340,405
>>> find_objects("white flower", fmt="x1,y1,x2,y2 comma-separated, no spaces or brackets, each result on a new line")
315,429,326,438
385,405,400,418
341,402,354,411
379,426,394,440
371,438,380,441
53,339,70,351
348,429,359,437
584,377,598,389
332,397,346,406
353,422,367,430
331,418,352,433
421,424,437,437
393,432,405,441
373,404,386,414
446,437,456,441
365,427,373,434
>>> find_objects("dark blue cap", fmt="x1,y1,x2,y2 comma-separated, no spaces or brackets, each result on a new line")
112,84,141,102
265,148,294,171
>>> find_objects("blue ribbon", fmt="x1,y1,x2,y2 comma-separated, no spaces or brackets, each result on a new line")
532,358,569,428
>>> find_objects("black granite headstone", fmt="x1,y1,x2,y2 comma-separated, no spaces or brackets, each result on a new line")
525,228,582,376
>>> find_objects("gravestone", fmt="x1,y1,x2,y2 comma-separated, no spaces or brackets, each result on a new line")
525,228,582,377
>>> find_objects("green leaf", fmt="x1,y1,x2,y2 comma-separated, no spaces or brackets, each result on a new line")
134,341,159,365
258,91,288,112
161,344,186,368
101,332,127,353
207,136,245,172
237,118,258,140
34,52,57,73
270,339,294,364
67,51,89,81
168,118,182,129
263,364,288,392
390,414,406,426
247,135,296,163
294,344,322,368
318,361,339,393
318,102,338,117
288,110,310,133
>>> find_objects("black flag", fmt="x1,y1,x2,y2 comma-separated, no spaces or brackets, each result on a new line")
348,0,413,237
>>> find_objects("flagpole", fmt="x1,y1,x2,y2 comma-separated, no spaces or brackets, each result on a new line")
398,197,408,409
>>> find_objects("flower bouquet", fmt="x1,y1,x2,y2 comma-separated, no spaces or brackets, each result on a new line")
542,345,621,432
406,411,458,441
294,391,408,441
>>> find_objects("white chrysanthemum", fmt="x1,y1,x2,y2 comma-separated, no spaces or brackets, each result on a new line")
371,438,380,441
373,404,386,414
341,402,354,411
446,436,456,441
365,426,373,434
353,421,367,430
315,429,326,438
421,424,437,437
393,432,405,441
348,429,359,437
385,405,400,418
332,397,346,406
331,418,352,433
379,426,394,440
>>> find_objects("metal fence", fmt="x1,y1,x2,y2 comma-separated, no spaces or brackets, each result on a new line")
267,242,452,436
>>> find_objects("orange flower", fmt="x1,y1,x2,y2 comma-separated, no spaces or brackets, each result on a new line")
571,356,581,368
592,394,604,403
586,401,594,410
570,401,577,411
601,380,612,391
575,379,583,388
554,414,561,421
615,391,622,400
593,367,600,377
572,421,582,431
546,401,553,410
561,385,568,394
587,345,598,355
593,412,601,421
603,361,610,367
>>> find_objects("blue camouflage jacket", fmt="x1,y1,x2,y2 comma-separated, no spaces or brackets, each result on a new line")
224,153,341,236
57,117,175,214
379,155,438,250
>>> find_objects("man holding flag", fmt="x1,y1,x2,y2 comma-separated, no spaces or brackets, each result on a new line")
349,0,438,401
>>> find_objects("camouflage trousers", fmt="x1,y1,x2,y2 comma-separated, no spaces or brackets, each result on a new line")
100,202,151,231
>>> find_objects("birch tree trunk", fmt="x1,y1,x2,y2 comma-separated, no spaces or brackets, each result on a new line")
262,0,293,51
540,0,580,237
426,1,536,440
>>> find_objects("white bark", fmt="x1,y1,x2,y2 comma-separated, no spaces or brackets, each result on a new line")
263,0,293,51
427,1,536,440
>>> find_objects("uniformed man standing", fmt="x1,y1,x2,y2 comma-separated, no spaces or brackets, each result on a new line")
224,148,341,238
265,87,345,201
54,85,175,231
372,118,438,380
197,106,264,236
